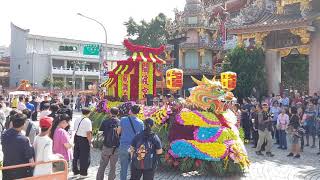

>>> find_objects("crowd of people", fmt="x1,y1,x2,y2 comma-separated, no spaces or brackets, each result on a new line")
0,93,163,180
1,90,320,179
238,92,320,159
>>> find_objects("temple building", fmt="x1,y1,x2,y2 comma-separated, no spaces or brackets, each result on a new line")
228,0,320,94
166,0,223,94
167,0,320,95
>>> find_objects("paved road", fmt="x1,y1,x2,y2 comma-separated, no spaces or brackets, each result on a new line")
1,112,320,179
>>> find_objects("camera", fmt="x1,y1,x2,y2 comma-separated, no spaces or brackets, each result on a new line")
266,113,274,119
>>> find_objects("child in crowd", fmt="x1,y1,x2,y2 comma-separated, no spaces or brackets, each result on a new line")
33,116,62,176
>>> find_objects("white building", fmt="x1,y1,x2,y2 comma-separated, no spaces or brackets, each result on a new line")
0,46,9,58
10,23,127,90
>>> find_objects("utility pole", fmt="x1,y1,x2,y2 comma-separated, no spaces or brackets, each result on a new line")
77,13,108,84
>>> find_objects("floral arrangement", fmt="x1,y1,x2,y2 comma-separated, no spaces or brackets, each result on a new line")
137,105,172,125
163,75,249,175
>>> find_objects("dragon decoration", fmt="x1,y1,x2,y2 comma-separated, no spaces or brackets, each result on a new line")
167,75,250,171
95,72,249,174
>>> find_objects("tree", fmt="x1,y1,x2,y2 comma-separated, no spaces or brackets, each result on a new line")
42,77,65,89
53,80,65,89
281,55,308,93
124,13,169,48
223,47,267,100
42,77,51,88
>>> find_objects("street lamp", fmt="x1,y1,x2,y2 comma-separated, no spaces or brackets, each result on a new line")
77,13,108,83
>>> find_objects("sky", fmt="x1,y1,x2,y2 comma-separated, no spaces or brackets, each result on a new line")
0,0,186,46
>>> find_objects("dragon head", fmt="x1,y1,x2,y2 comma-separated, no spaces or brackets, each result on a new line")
188,76,235,113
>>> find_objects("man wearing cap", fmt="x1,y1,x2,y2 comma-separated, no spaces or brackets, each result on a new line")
256,103,275,157
33,116,61,176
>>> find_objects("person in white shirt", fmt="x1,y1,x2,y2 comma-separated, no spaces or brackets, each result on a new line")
0,103,6,125
33,116,62,176
72,108,92,177
17,96,26,111
3,102,12,118
39,103,51,119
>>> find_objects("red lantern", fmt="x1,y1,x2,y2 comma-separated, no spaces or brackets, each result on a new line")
221,72,237,91
166,69,183,91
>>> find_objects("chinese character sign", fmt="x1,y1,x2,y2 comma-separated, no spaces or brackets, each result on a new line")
166,69,183,91
221,72,237,91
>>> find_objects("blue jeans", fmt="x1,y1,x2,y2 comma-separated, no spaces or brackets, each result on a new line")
279,130,287,149
119,147,131,180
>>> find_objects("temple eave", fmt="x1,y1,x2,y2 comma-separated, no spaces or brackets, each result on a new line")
228,20,311,34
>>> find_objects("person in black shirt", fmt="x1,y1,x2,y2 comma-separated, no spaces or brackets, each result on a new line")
96,107,120,180
130,118,162,180
251,105,261,148
241,98,252,143
1,113,34,179
287,107,301,158
39,96,49,111
48,104,60,120
58,98,73,119
256,103,275,157
30,96,38,121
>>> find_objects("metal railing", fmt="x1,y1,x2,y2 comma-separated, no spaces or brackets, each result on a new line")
52,67,99,76
179,42,224,50
0,159,68,180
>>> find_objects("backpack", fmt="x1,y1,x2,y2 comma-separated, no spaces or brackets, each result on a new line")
26,121,33,137
104,118,120,149
132,133,159,170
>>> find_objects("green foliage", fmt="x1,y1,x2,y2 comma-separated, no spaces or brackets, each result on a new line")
281,55,308,93
124,13,169,49
42,77,51,88
53,80,65,89
42,77,65,89
210,161,226,176
179,158,195,172
223,47,267,99
239,127,245,142
89,111,110,149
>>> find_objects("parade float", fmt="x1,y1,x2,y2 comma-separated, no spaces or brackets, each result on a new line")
164,72,249,175
100,40,165,100
94,57,249,175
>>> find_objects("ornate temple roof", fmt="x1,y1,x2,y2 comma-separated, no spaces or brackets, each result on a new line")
101,40,166,88
228,0,320,34
123,40,166,64
229,11,319,34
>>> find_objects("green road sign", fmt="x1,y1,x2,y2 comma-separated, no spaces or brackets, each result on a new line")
83,44,100,56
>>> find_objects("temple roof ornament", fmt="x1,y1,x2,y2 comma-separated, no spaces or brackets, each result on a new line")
228,0,319,34
278,45,310,57
276,0,311,16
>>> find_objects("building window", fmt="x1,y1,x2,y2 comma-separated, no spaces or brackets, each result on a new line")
204,51,213,68
185,50,198,69
188,17,198,25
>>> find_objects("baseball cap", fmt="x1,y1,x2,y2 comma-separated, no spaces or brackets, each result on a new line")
40,116,53,128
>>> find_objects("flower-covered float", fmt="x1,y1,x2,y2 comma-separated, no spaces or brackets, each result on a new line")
92,74,249,176
164,74,249,175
